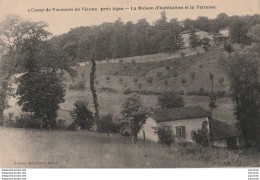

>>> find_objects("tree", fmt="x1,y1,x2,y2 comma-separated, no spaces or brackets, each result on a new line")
173,71,178,79
71,100,94,130
121,93,147,143
218,77,225,87
133,77,138,84
90,53,99,120
201,38,210,52
16,44,65,129
155,125,175,146
181,78,186,85
189,29,200,49
0,15,51,126
226,53,260,146
191,121,210,147
156,71,163,80
190,72,196,80
247,24,260,43
106,76,111,83
224,42,234,59
158,91,184,108
164,79,168,88
96,113,115,137
208,72,217,116
146,77,153,86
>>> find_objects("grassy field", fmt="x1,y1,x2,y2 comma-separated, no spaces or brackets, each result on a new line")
0,127,259,168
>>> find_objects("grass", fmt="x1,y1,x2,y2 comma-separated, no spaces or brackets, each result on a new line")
0,127,259,168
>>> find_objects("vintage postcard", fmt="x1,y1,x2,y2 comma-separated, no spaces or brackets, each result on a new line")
0,0,259,169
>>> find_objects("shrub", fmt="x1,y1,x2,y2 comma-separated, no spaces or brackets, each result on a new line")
156,125,175,146
158,91,185,108
66,122,80,131
156,72,163,80
123,88,132,94
173,72,178,79
181,78,186,85
113,70,119,75
146,77,153,85
70,100,94,130
180,52,185,57
4,113,17,128
97,114,120,135
133,77,138,84
190,72,196,80
69,80,86,90
119,77,123,84
191,121,210,147
16,114,42,129
179,90,185,95
99,87,117,93
199,64,203,69
106,76,110,83
137,83,142,89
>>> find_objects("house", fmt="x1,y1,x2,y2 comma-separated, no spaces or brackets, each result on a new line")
180,29,212,48
213,27,230,46
77,61,91,67
138,106,239,148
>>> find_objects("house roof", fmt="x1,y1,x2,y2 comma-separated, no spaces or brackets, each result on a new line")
152,106,210,123
209,119,240,140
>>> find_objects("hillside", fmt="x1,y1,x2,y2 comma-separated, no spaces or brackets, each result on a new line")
69,48,230,94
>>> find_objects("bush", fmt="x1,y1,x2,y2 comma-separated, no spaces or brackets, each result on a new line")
99,87,117,93
70,100,94,130
16,114,42,129
156,125,175,146
179,90,185,95
97,114,119,134
69,80,86,90
191,121,210,147
123,88,132,94
180,52,185,57
66,122,80,131
158,91,185,108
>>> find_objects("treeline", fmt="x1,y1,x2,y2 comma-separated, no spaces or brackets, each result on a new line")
50,12,260,61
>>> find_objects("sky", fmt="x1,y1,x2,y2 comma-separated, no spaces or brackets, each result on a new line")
0,0,259,35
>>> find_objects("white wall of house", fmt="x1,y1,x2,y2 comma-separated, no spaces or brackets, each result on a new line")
219,28,230,37
158,117,209,142
181,33,190,48
138,117,159,142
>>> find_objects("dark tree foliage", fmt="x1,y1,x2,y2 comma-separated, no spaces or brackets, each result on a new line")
97,113,119,137
121,93,147,143
158,91,184,109
208,71,217,116
226,53,260,146
90,53,99,120
71,100,94,130
191,121,210,147
189,29,200,49
16,39,66,129
156,125,175,146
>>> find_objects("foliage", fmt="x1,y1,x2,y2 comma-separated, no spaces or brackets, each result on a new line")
189,30,200,49
155,125,175,146
121,93,147,142
180,52,185,57
133,77,138,84
156,71,163,80
223,43,234,59
97,113,119,135
69,80,86,90
158,91,184,108
190,72,196,80
218,77,225,87
181,78,186,85
191,121,210,147
16,41,66,129
226,53,260,146
15,114,42,129
71,100,94,130
146,77,153,85
90,53,99,120
208,72,217,115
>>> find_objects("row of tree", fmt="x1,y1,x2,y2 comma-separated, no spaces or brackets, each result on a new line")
50,12,260,62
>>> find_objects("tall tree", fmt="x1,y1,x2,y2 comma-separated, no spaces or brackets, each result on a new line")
90,52,99,120
0,15,51,125
121,93,147,143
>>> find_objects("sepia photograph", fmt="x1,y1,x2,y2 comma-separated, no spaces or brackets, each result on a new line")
0,0,259,170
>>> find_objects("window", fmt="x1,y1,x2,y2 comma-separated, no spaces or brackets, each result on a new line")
176,126,186,139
